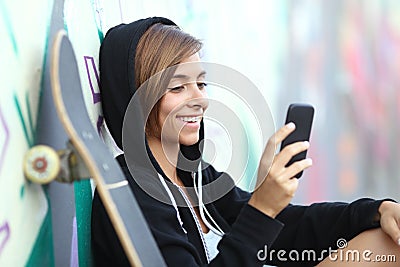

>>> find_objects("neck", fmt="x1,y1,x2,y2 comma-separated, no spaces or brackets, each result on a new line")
147,135,180,184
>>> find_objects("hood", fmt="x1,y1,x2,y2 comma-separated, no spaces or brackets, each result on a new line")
100,16,176,148
100,17,204,188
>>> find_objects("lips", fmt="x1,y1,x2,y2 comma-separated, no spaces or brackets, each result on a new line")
176,115,202,123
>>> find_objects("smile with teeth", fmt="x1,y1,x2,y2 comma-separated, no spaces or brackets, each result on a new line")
177,116,202,123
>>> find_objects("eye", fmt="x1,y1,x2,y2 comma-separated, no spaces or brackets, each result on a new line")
197,82,207,90
168,85,185,92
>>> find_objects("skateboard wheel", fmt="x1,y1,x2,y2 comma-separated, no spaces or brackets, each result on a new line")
23,145,60,184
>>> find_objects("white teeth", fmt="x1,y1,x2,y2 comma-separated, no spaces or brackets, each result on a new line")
178,116,201,123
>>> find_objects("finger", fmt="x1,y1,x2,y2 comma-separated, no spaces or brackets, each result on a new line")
382,216,400,245
282,158,313,180
274,141,310,167
265,123,296,152
273,122,296,145
259,123,296,168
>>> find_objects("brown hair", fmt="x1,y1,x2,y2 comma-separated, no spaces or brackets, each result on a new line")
135,23,203,137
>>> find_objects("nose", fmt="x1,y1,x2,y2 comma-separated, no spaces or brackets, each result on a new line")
186,83,209,110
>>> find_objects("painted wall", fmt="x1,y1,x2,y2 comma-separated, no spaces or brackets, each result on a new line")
0,0,399,266
0,0,54,266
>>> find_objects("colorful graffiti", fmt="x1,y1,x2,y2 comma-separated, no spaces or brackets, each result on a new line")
279,0,400,202
0,222,10,255
83,56,101,104
0,107,9,175
0,0,54,265
1,0,399,266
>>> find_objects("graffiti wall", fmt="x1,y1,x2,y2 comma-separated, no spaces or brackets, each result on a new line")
0,0,398,266
0,0,54,265
279,0,400,203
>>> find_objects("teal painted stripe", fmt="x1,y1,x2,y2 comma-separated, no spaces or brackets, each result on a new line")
97,29,104,43
63,21,69,34
63,5,69,34
0,1,18,55
25,92,36,143
20,185,25,198
74,180,93,267
90,0,104,43
25,204,55,267
13,93,33,147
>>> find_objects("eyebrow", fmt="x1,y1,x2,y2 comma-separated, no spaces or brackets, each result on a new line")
171,70,206,80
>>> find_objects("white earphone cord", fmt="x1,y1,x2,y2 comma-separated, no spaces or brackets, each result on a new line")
195,163,225,236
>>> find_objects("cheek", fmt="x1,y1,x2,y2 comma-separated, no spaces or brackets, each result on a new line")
162,93,187,113
158,96,181,126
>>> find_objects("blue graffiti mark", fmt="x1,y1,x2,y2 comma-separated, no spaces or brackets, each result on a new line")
0,1,18,55
13,93,33,147
14,92,36,198
63,0,69,34
91,0,104,42
20,185,25,198
25,91,36,143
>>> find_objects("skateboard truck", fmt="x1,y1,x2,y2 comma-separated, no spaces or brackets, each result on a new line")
23,141,91,184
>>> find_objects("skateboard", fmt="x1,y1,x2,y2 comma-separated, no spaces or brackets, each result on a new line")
23,30,166,267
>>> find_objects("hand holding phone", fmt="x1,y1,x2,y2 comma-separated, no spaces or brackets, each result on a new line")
280,103,314,178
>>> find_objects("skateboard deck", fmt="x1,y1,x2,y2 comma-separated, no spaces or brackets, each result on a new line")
49,30,166,267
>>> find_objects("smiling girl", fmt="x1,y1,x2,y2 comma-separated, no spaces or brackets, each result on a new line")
92,17,400,267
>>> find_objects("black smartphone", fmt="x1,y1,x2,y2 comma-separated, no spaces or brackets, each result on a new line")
280,103,314,178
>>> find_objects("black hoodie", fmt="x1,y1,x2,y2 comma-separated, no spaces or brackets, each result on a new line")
91,17,386,267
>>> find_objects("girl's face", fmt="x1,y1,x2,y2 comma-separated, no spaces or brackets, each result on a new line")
158,53,208,146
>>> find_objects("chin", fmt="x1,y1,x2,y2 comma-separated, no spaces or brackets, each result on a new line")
179,134,199,146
